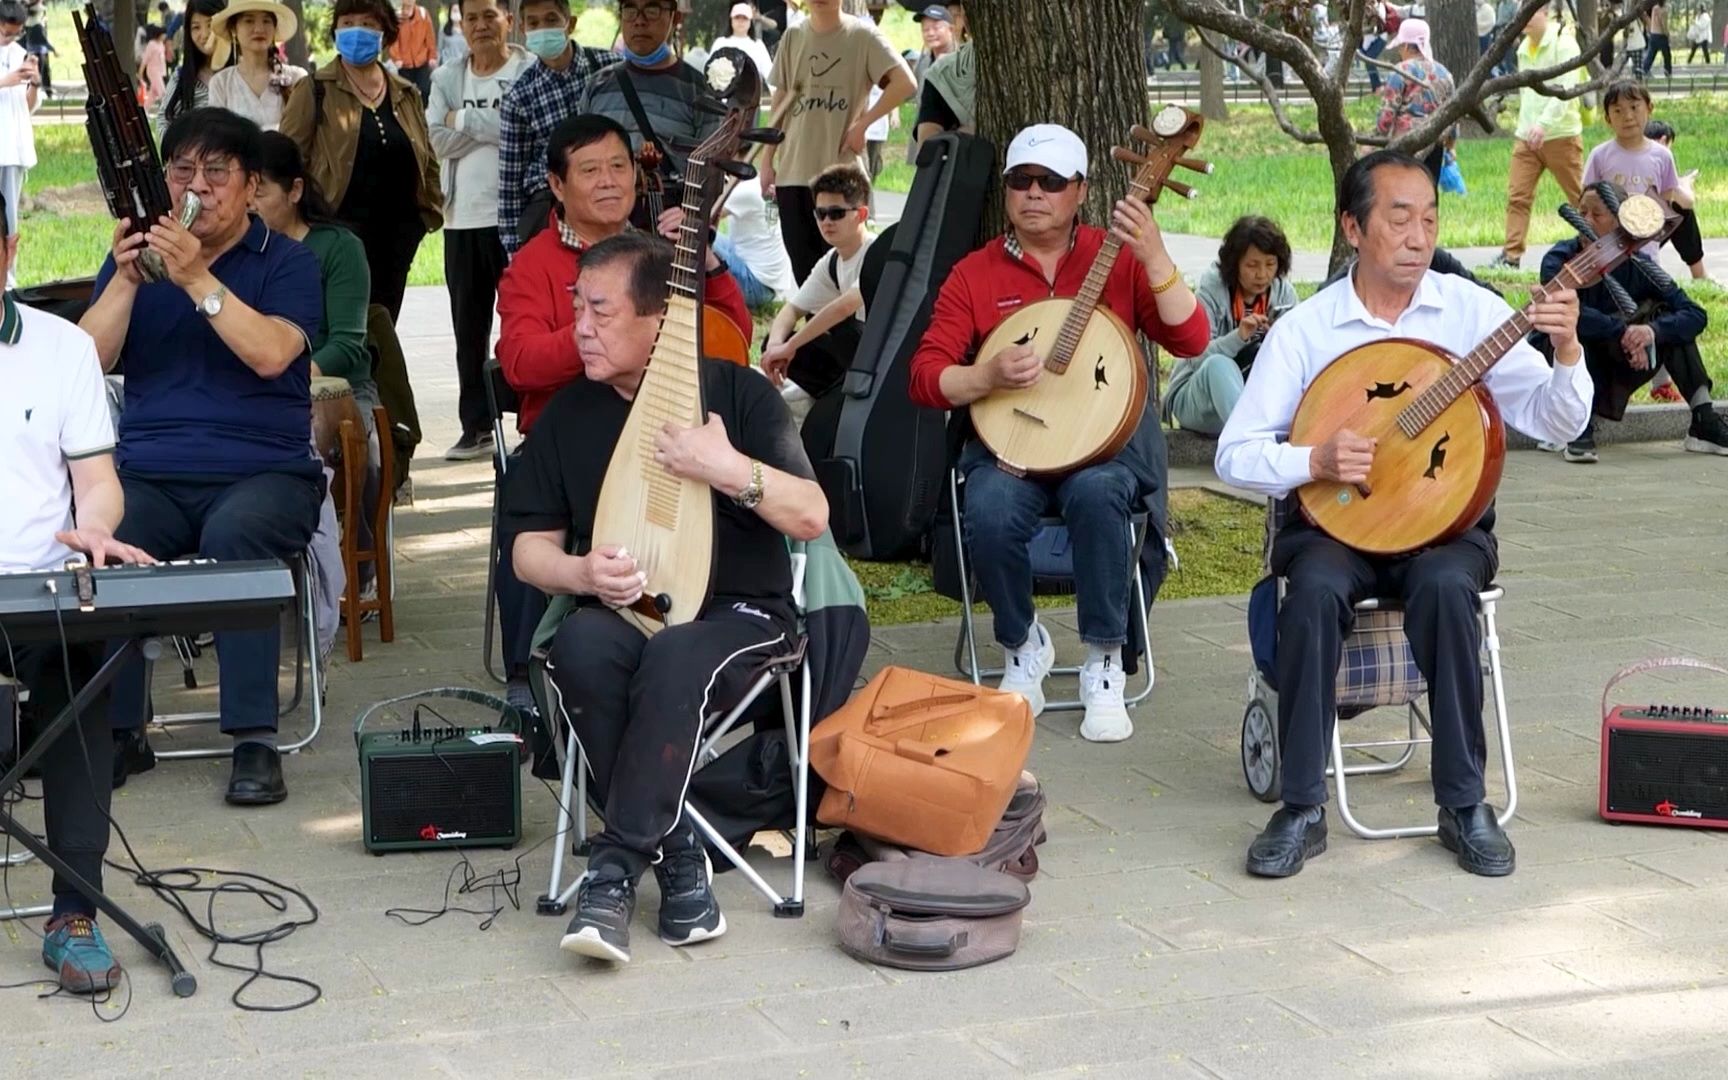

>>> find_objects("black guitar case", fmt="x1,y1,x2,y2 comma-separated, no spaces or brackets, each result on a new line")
814,131,995,560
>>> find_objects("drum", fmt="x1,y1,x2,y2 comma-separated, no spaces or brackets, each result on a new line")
311,377,362,469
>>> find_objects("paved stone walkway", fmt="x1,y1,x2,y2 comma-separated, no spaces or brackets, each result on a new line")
3,286,1727,1078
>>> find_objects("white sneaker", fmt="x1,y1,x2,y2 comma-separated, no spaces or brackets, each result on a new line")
1079,654,1133,743
1535,440,1565,453
998,621,1054,717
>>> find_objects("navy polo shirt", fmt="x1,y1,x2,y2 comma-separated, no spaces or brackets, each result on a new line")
92,216,325,479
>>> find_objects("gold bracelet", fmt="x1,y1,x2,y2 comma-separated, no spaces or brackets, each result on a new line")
1151,266,1183,295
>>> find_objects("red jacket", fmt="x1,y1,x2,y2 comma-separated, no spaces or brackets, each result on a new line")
908,225,1210,411
496,219,753,433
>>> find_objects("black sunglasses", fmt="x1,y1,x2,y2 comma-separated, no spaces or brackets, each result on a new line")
1005,171,1078,194
813,205,862,222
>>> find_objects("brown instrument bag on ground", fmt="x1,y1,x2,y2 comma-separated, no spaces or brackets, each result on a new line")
809,667,1034,857
836,859,1031,972
824,772,1049,885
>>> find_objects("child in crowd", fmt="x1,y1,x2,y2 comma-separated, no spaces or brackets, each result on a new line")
760,162,874,434
1583,81,1696,273
1642,118,1706,282
1164,215,1297,437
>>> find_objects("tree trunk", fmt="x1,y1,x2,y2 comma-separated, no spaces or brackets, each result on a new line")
113,0,138,74
1715,1,1727,59
284,0,309,67
1199,35,1229,120
1428,0,1484,132
1315,89,1359,274
971,0,1149,236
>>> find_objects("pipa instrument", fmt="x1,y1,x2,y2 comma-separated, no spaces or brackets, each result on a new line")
636,138,753,366
968,104,1211,477
1292,193,1677,555
590,47,778,636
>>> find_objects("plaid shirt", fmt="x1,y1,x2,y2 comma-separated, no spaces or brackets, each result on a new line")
497,46,616,257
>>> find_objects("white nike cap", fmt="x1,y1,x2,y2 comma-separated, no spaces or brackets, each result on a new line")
1003,124,1088,180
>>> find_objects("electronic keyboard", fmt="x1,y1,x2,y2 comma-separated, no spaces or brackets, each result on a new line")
0,558,294,644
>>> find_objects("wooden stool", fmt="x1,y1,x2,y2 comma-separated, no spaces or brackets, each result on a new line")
337,405,396,661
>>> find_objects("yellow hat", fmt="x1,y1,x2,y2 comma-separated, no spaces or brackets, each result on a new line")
208,0,298,69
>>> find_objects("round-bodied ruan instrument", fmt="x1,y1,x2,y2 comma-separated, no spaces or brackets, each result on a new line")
968,105,1211,477
1292,193,1674,555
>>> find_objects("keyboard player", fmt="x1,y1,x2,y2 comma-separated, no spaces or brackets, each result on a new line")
0,188,153,994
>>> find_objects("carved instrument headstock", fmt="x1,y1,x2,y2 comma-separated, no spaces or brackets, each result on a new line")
1109,105,1211,205
1548,193,1679,293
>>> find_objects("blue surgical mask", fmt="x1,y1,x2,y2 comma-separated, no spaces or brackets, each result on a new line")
525,27,570,61
334,26,384,65
622,41,672,67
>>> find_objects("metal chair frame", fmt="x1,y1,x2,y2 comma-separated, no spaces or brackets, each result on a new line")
480,358,518,685
946,469,1156,712
146,551,324,760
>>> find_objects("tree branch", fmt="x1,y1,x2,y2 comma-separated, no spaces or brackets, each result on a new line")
1332,0,1369,84
1195,26,1326,145
1162,0,1334,93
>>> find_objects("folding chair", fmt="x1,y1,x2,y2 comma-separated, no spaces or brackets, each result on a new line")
942,468,1156,713
147,550,325,761
533,548,825,919
480,358,519,685
1240,499,1517,840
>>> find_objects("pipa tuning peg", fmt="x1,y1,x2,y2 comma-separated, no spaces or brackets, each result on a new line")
1163,180,1198,200
743,127,785,145
1111,145,1147,166
1128,124,1157,145
716,159,756,181
1176,156,1213,176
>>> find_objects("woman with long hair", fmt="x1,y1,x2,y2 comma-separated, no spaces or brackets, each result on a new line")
158,0,229,130
281,0,442,322
205,0,307,130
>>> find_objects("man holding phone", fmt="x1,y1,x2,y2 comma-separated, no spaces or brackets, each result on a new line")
0,0,39,286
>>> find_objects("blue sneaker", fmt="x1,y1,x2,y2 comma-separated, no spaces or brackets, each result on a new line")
42,914,122,994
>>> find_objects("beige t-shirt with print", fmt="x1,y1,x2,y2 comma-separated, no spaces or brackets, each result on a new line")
768,15,906,187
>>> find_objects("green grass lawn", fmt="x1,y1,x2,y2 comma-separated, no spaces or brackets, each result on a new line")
1150,93,1728,252
852,488,1265,625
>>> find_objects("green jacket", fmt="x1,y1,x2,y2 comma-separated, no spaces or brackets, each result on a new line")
1515,23,1583,140
299,224,373,391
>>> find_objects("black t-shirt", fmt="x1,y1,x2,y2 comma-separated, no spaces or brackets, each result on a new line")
503,360,814,623
916,79,961,133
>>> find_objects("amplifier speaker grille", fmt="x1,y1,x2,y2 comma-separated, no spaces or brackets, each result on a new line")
365,751,517,845
1606,729,1728,818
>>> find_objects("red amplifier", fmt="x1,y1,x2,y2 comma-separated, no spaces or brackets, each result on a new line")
1599,659,1728,828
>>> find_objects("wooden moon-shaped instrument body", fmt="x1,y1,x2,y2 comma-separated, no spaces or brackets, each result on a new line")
1292,338,1505,556
591,294,716,636
968,301,1148,476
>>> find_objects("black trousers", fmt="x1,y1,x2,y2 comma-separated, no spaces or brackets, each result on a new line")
354,218,426,323
544,605,793,880
1272,520,1498,810
399,64,432,101
775,185,831,285
1669,203,1704,267
109,470,322,734
5,642,112,916
1584,334,1711,421
444,226,509,438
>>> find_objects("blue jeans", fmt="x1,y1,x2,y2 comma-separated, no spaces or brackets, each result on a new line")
960,441,1136,648
714,234,774,311
108,468,322,733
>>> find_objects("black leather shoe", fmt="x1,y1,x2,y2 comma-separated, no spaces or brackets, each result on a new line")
1438,804,1515,876
1246,806,1327,878
225,743,288,806
112,729,156,790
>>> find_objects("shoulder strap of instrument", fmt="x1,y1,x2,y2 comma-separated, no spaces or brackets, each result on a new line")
827,249,841,289
615,68,672,166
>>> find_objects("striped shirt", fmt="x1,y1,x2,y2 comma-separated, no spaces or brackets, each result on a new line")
497,46,616,256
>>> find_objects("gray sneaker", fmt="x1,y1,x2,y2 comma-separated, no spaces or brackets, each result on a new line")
654,835,726,947
560,872,636,964
444,431,494,461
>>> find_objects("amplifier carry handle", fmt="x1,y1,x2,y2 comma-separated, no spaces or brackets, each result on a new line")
1602,657,1728,723
353,686,521,748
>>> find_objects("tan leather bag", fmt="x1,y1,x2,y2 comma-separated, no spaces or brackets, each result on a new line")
810,667,1034,856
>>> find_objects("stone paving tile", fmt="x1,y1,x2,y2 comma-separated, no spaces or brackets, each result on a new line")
436,1005,793,1074
640,1033,1022,1080
970,993,1319,1073
1545,933,1728,994
1190,1016,1563,1079
1333,904,1652,974
1380,856,1688,917
1268,957,1600,1033
145,1044,462,1079
1497,984,1728,1063
1055,937,1375,1011
550,946,885,1020
1128,881,1432,951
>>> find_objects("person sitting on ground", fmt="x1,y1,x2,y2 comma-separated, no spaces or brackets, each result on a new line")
760,162,874,419
1536,182,1723,464
0,186,155,996
79,107,324,806
908,124,1209,743
1164,215,1296,437
505,231,828,966
1642,120,1706,283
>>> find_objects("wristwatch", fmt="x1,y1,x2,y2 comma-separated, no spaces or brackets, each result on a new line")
732,459,765,510
199,285,228,318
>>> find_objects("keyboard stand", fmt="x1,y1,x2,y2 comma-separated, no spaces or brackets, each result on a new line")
0,638,197,998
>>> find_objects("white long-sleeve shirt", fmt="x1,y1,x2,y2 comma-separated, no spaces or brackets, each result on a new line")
1215,270,1593,498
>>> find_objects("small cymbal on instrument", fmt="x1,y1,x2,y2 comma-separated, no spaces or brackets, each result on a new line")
1617,194,1666,240
1150,104,1187,138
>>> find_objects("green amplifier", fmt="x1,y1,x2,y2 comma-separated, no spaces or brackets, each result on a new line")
355,688,524,854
